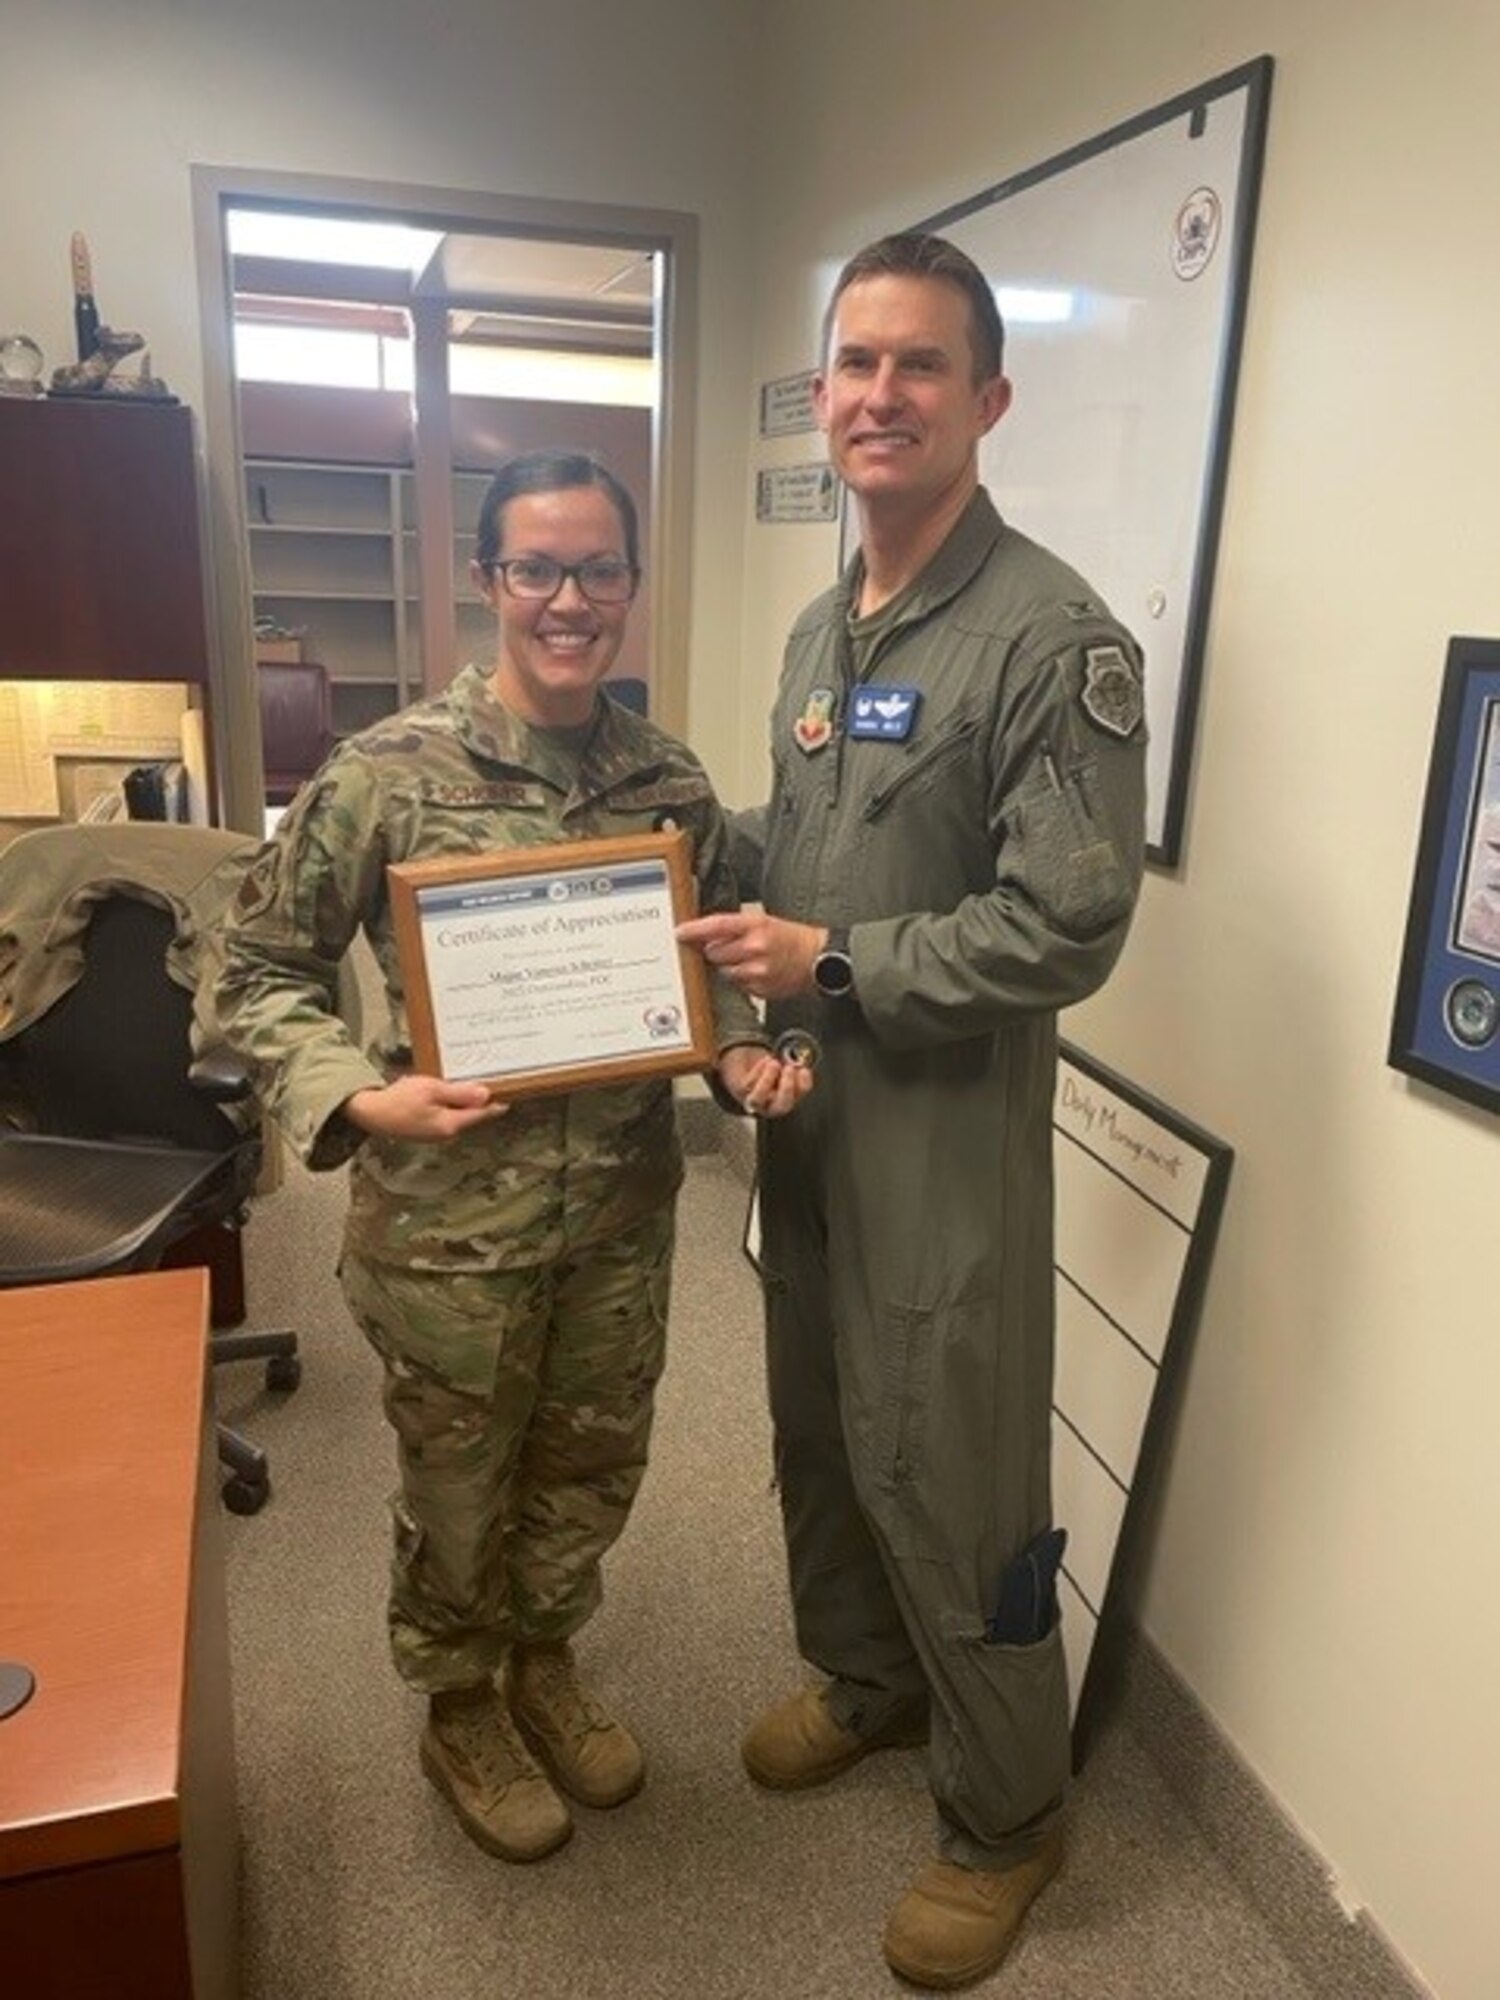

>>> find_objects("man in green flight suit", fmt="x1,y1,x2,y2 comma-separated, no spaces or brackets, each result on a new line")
679,234,1147,1987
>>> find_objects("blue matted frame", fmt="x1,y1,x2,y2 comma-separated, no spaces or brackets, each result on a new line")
1389,635,1500,1114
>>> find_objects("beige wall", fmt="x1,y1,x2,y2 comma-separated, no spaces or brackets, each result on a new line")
738,5,1500,1998
0,0,759,795
6,3,1500,1995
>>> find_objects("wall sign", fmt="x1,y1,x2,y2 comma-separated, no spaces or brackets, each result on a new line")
756,462,839,524
758,369,818,438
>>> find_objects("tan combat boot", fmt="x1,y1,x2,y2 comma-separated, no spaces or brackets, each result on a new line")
881,1831,1064,1989
510,1641,645,1808
421,1681,572,1862
740,1685,927,1791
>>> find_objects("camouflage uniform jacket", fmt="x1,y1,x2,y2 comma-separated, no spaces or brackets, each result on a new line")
217,665,763,1272
0,822,259,1104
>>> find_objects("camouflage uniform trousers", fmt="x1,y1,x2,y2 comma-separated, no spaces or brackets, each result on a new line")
340,1202,674,1693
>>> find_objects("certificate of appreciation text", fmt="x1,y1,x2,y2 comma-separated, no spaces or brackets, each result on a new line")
389,831,714,1098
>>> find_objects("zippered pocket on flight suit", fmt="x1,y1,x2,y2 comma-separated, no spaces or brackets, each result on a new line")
860,714,982,822
1017,749,1134,936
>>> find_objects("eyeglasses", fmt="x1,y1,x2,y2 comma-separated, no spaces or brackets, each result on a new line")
487,555,639,605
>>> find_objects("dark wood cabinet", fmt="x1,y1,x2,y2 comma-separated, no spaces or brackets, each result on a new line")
0,398,210,684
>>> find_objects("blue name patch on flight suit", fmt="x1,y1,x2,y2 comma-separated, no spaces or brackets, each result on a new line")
847,685,922,741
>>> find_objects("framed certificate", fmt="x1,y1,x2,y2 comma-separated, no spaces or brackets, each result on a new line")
1389,635,1500,1115
388,831,715,1099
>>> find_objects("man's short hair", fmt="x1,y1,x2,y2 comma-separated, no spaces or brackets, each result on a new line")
822,232,1006,385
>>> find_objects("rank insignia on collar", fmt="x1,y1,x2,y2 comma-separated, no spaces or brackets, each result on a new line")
792,687,837,754
1080,645,1144,741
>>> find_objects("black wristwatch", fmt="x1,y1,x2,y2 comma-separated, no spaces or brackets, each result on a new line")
812,926,855,999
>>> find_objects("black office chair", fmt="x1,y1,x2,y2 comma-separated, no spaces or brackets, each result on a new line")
0,884,298,1515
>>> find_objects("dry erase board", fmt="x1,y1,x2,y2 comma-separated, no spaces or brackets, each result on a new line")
742,1039,1233,1763
1052,1041,1232,1761
860,60,1272,866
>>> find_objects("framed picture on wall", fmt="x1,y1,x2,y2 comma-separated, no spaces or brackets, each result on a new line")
1389,635,1500,1114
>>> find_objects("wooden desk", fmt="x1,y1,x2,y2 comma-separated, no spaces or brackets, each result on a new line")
0,1270,238,1999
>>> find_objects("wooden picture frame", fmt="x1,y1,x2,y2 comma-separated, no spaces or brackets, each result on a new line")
388,830,714,1100
1389,635,1500,1115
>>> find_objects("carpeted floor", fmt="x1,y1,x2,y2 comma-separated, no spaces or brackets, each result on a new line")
221,1144,1325,2000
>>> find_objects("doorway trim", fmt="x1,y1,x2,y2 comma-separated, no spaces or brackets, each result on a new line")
191,164,697,833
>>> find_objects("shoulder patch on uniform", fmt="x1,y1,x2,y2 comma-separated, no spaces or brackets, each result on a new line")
1080,645,1144,740
233,848,280,919
1061,599,1103,621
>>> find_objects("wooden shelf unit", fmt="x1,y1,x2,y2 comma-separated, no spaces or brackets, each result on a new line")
246,462,507,735
399,467,494,676
244,458,412,739
239,389,654,745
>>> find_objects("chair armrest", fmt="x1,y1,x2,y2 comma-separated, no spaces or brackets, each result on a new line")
189,1048,253,1105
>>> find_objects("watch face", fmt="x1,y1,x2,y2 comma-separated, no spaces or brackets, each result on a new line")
814,950,853,997
1444,977,1499,1049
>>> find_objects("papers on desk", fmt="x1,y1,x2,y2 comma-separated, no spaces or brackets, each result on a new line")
0,684,58,815
0,681,194,819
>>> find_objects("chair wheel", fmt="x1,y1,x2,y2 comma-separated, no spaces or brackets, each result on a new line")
223,1474,269,1515
265,1354,301,1393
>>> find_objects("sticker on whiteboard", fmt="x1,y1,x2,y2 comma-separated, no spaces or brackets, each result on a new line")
1171,187,1222,281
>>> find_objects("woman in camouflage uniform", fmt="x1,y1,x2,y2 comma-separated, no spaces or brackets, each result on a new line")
219,452,810,1863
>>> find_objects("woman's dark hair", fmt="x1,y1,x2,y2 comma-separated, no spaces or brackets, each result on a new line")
474,450,641,572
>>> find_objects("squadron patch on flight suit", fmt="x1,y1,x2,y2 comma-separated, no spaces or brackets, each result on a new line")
793,687,837,754
1080,645,1144,741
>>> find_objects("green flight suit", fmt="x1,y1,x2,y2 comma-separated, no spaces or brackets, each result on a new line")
219,665,763,1687
734,489,1147,1869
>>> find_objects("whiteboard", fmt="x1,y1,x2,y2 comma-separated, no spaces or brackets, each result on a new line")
742,1039,1233,1765
1052,1041,1232,1762
862,61,1272,865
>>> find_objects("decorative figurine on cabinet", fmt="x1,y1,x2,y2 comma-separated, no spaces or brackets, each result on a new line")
49,231,176,401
